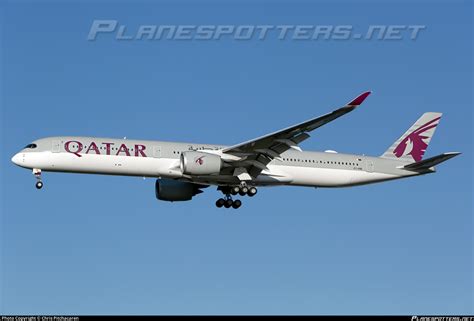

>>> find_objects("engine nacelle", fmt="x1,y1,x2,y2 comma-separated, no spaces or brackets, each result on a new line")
180,151,222,175
155,179,204,202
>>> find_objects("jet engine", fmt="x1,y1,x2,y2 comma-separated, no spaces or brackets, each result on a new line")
155,179,206,202
180,151,222,175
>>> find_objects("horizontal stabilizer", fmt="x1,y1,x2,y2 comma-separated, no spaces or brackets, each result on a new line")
403,152,461,171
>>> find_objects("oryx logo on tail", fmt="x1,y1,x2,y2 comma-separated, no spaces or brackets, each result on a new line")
393,116,441,162
381,112,442,163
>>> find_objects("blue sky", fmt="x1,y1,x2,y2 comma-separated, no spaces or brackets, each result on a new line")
1,0,472,315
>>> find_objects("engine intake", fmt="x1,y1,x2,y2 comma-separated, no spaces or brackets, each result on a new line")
180,151,222,175
155,179,205,202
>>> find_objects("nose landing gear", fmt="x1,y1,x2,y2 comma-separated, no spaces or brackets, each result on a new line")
33,168,43,189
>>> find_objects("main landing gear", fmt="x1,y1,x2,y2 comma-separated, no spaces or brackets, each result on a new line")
33,168,43,189
215,196,242,209
230,185,257,197
216,184,258,209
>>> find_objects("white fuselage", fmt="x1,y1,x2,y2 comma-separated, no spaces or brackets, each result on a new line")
12,136,414,188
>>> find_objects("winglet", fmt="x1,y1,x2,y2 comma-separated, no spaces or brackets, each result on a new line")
347,91,372,106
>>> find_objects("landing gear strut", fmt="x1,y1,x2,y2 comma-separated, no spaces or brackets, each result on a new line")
33,169,43,190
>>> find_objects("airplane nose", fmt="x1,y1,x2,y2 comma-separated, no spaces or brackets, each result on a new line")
11,153,21,165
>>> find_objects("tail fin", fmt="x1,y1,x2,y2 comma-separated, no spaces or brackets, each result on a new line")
381,112,442,162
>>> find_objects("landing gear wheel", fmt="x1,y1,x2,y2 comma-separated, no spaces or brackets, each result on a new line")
232,200,242,209
216,198,225,208
35,181,43,189
224,199,233,208
248,187,257,197
241,186,249,194
231,186,240,195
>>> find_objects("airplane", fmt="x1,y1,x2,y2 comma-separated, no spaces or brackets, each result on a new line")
11,91,460,209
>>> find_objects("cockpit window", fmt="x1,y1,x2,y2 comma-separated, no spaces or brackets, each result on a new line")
24,143,37,149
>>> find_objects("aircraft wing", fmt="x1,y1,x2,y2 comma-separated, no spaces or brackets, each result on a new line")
222,91,371,178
